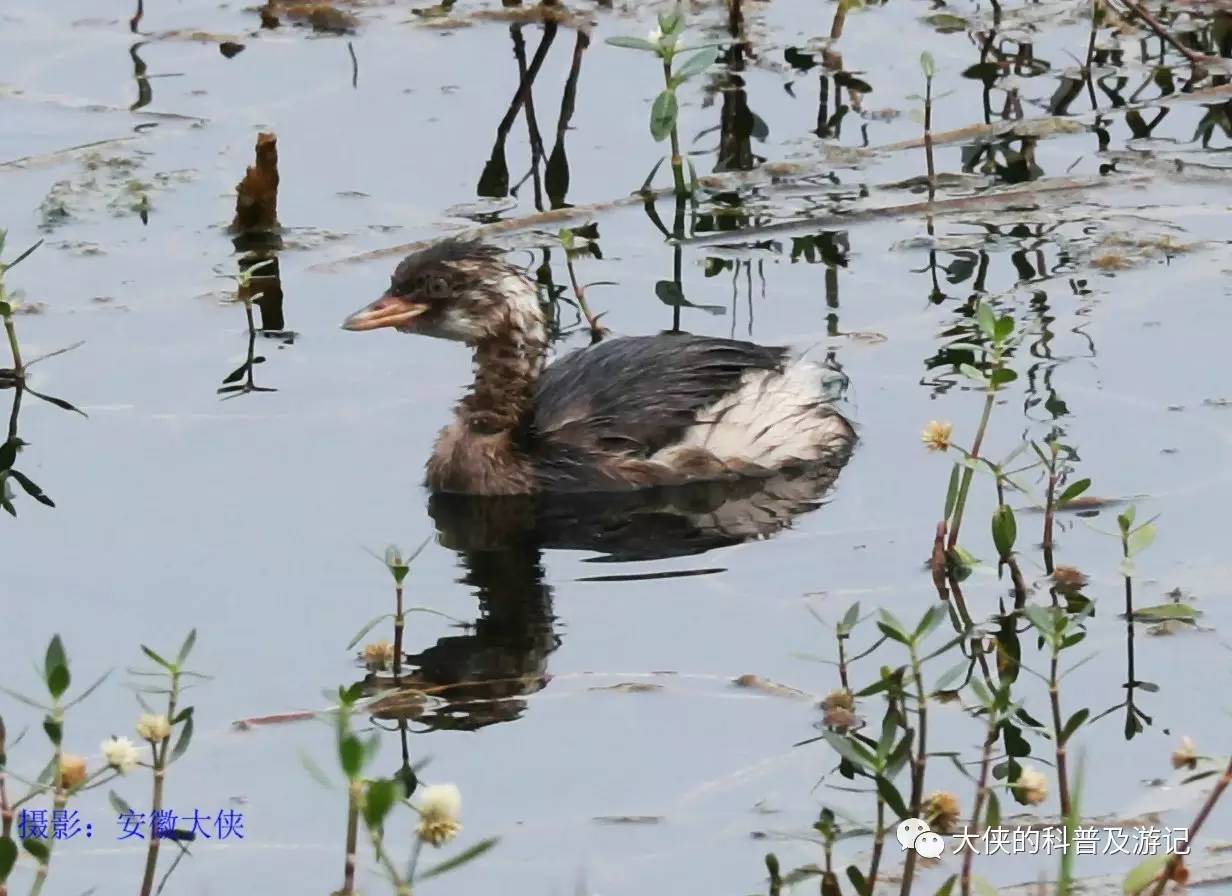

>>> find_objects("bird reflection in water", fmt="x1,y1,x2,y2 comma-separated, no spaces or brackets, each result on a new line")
362,462,850,732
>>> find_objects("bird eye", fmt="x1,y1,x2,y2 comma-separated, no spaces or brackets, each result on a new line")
428,277,449,299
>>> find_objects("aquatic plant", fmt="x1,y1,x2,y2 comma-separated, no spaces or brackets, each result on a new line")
0,638,115,895
322,684,496,895
0,234,84,515
606,6,720,198
119,631,204,896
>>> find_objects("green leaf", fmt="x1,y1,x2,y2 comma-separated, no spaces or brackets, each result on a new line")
1132,603,1200,623
991,504,1017,558
64,668,112,710
823,731,874,772
6,239,42,271
943,463,961,521
22,838,48,863
140,645,173,671
657,7,684,35
42,716,62,747
932,875,956,896
672,46,719,84
109,789,134,816
299,751,334,789
1060,708,1089,743
919,51,936,79
875,774,909,818
989,367,1017,389
993,315,1014,343
605,36,659,52
975,302,997,340
1022,605,1059,640
839,602,861,636
0,439,18,472
933,661,968,692
8,469,54,507
958,362,985,381
876,622,910,646
417,837,500,881
985,790,1000,827
913,605,944,640
847,864,871,896
649,89,678,142
1117,505,1137,536
44,635,69,699
1127,523,1156,556
338,734,364,779
362,778,399,830
176,629,197,665
1122,853,1170,895
1057,478,1091,506
46,666,69,700
170,712,194,762
346,613,395,650
0,836,17,880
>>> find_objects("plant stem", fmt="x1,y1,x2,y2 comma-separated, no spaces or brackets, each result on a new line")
393,583,404,682
866,797,885,891
139,673,180,896
371,828,413,896
3,316,22,376
1042,444,1058,576
961,729,996,896
947,365,999,551
663,60,688,198
1148,755,1232,896
1048,651,1072,820
923,75,936,203
342,780,361,894
563,254,606,342
899,644,929,896
28,705,64,896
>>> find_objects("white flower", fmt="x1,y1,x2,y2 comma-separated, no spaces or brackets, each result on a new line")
1015,766,1048,806
1172,736,1198,770
101,735,141,773
647,26,663,46
415,783,462,847
136,713,171,743
59,754,88,789
921,420,953,452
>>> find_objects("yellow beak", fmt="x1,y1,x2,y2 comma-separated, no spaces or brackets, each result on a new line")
341,294,428,332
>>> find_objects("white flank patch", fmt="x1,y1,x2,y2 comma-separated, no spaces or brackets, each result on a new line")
651,361,852,469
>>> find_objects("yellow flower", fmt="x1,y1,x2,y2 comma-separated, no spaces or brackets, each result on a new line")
59,754,88,789
415,783,462,847
1015,766,1048,806
923,791,961,833
1171,736,1198,770
101,736,141,773
821,689,854,712
362,640,396,670
1052,565,1088,590
136,713,171,743
921,420,953,452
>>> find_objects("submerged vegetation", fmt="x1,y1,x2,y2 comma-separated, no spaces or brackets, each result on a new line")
3,0,1232,892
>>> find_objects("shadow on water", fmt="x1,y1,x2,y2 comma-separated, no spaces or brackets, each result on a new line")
360,460,852,732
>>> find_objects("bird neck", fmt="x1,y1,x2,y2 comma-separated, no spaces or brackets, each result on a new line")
460,278,547,435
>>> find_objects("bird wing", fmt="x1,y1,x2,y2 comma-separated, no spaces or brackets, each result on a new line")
530,333,789,458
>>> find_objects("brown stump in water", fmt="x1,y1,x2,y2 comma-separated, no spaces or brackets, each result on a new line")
231,132,280,235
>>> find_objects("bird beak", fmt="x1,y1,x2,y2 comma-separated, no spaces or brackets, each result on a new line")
341,294,427,332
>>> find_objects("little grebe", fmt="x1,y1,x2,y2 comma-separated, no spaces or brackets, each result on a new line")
342,240,855,495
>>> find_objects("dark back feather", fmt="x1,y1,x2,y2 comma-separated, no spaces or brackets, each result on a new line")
530,333,789,459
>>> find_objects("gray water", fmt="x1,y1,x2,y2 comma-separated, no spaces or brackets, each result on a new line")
2,0,1231,894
